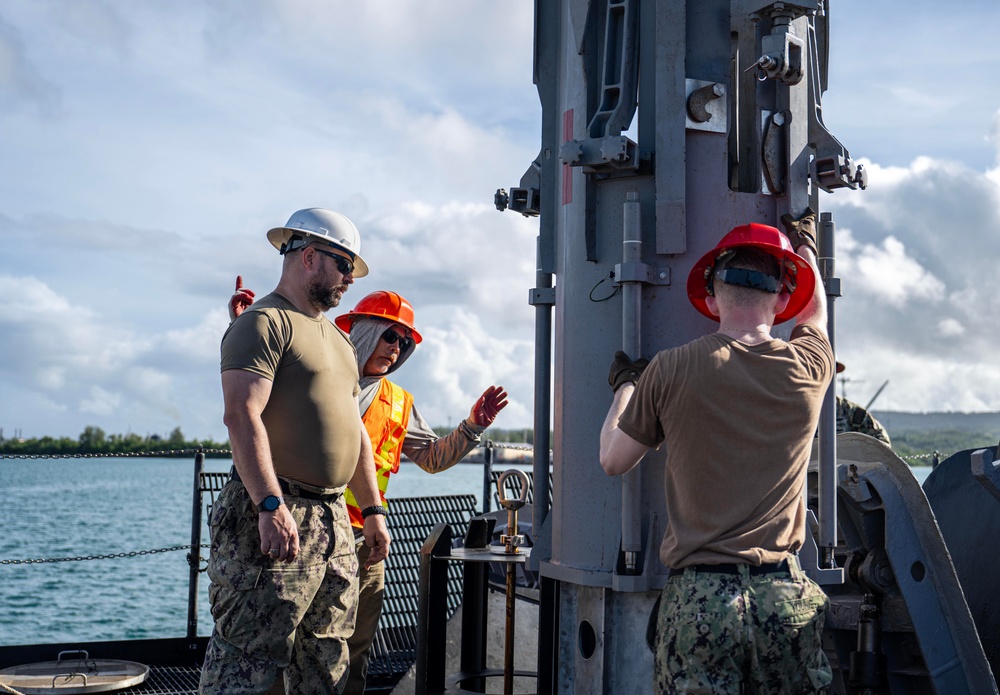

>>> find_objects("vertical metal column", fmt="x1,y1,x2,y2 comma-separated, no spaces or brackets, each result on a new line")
532,236,554,529
482,441,494,515
817,212,840,562
620,192,643,574
186,450,205,639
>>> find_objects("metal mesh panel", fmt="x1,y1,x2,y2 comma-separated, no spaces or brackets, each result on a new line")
133,666,202,693
367,494,477,684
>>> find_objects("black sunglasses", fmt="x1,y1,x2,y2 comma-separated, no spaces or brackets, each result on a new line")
381,328,414,352
311,246,354,276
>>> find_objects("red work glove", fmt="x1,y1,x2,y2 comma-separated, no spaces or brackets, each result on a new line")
228,275,256,321
470,385,508,428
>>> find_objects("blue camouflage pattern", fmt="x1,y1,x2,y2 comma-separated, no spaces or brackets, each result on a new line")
654,558,831,694
199,482,359,695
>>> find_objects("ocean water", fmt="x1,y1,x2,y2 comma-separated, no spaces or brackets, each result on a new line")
0,456,506,647
0,456,932,647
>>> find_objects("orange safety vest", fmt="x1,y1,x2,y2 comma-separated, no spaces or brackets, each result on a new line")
345,378,414,529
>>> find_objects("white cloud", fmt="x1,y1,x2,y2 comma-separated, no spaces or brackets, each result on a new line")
838,233,945,308
937,318,965,338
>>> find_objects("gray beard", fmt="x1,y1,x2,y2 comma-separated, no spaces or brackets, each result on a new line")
308,283,342,311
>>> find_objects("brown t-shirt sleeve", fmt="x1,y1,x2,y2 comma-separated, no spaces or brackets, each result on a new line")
220,310,285,380
788,323,835,384
618,355,667,449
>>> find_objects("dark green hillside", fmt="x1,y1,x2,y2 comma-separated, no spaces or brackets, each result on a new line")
873,412,1000,465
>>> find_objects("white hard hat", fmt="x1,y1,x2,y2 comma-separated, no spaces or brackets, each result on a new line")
267,208,369,278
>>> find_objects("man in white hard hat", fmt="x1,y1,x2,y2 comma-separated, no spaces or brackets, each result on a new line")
600,214,835,693
229,287,509,695
200,208,390,695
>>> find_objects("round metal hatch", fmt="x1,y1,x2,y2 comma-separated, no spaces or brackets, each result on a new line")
0,651,148,694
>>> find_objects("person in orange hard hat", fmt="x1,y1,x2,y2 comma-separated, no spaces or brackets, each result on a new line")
231,285,508,695
600,213,835,693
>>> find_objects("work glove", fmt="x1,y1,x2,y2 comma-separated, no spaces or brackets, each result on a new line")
609,351,648,392
470,385,509,428
228,275,256,322
780,207,819,258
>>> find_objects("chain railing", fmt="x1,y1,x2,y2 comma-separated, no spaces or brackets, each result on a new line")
0,448,231,460
1,544,211,567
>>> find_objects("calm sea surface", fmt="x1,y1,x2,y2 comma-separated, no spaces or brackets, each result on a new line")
0,457,931,647
0,456,512,647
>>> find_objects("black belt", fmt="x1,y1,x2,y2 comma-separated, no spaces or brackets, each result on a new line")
229,467,343,502
667,560,790,578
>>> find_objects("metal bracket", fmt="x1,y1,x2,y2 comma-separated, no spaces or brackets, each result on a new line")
761,110,788,194
971,449,1000,503
614,262,671,286
686,80,727,133
528,287,556,306
560,135,639,173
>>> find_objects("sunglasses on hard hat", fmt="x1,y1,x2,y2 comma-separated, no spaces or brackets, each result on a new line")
311,246,354,276
381,328,414,352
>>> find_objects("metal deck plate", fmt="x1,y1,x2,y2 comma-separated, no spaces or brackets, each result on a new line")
0,658,148,693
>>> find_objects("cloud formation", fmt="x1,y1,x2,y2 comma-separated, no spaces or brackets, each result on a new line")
1,1,999,444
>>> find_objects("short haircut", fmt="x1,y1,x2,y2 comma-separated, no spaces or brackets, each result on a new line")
713,247,782,310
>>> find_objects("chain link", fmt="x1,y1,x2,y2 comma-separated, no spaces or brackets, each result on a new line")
0,448,231,460
898,450,941,462
1,544,211,566
487,441,536,451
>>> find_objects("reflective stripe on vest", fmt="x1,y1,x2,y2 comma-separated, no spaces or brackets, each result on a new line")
345,378,413,529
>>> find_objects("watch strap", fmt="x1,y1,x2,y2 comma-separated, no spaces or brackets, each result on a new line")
257,495,285,512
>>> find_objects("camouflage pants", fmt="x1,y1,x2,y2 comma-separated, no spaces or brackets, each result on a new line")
653,558,832,694
343,539,385,695
199,482,359,695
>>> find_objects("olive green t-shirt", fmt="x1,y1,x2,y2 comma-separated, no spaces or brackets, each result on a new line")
618,324,834,569
220,292,362,488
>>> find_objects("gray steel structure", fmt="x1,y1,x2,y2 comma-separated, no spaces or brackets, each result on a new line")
497,1,998,693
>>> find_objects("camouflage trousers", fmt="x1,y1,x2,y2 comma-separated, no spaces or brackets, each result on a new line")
653,557,832,694
343,538,385,695
198,482,359,695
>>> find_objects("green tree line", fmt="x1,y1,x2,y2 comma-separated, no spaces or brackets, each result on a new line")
0,426,231,457
3,424,991,464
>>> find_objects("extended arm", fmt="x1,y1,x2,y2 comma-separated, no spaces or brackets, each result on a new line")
222,369,299,561
404,385,507,474
347,407,391,567
780,210,827,335
599,383,651,476
794,245,828,335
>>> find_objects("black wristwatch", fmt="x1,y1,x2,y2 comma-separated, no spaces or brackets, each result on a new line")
257,495,285,513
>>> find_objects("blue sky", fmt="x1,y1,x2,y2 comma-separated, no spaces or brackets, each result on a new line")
0,1,998,442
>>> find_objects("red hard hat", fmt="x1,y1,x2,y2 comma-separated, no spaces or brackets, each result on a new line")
686,223,816,324
334,290,423,343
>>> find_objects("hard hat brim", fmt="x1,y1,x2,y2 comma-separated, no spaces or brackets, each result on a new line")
686,241,816,324
334,312,423,343
267,226,370,278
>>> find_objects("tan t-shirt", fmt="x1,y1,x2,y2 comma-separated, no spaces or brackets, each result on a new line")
619,324,834,569
220,292,362,488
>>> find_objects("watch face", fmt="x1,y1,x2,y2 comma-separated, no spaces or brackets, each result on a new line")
262,495,281,512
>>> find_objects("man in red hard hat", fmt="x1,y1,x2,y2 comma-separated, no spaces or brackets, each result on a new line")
231,286,508,695
600,213,835,693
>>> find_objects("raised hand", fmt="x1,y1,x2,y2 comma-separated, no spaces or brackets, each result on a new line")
470,385,509,428
229,275,256,321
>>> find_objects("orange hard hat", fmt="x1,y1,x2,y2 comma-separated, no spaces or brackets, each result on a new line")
686,223,816,324
334,290,423,343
